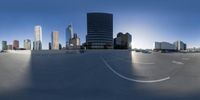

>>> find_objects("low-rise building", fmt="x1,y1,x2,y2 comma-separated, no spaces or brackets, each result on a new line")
173,41,187,50
7,45,13,50
70,33,81,48
154,42,176,51
114,32,132,49
24,39,31,50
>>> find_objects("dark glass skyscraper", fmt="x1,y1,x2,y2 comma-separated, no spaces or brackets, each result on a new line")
86,12,113,49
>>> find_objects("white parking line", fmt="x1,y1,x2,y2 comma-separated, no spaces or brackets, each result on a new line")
182,58,190,61
106,56,155,65
172,60,184,65
101,57,170,83
133,62,155,65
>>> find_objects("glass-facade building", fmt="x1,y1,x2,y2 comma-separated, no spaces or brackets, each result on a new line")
2,41,7,50
86,12,113,49
66,24,73,48
173,41,187,51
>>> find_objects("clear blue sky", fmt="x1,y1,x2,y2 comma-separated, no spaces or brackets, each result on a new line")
1,0,200,50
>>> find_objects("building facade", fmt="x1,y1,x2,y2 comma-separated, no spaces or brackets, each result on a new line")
66,24,73,48
34,25,42,50
70,33,81,48
174,41,187,51
59,44,62,50
114,32,132,49
13,40,19,50
7,45,13,50
24,39,31,50
51,31,59,50
86,12,113,49
2,41,7,50
49,42,52,50
154,42,176,51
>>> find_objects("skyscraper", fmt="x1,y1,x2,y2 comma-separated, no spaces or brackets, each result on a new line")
34,25,42,50
2,41,7,50
13,40,19,50
66,24,73,48
49,42,52,50
33,41,35,50
86,12,113,49
51,31,59,50
59,43,62,50
24,39,31,50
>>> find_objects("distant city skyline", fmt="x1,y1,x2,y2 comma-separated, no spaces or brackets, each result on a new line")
1,0,200,50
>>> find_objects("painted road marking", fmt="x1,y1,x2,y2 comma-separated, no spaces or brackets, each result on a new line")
133,62,155,65
105,56,155,65
172,60,184,65
101,57,170,83
182,58,190,61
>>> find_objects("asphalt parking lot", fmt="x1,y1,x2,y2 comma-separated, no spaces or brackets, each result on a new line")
0,50,200,100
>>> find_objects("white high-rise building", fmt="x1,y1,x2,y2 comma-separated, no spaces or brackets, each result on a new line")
51,31,59,50
66,24,73,48
34,25,42,50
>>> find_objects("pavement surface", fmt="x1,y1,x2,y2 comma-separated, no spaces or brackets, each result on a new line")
0,50,200,100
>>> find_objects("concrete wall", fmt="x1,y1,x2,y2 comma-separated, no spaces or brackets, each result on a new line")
6,50,31,54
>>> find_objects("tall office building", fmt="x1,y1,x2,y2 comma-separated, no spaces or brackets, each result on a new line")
24,39,31,50
49,42,52,50
2,41,7,50
86,12,113,49
51,31,59,50
34,25,42,50
33,41,35,50
59,43,62,50
13,40,19,50
114,32,132,49
66,24,73,48
184,44,187,50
